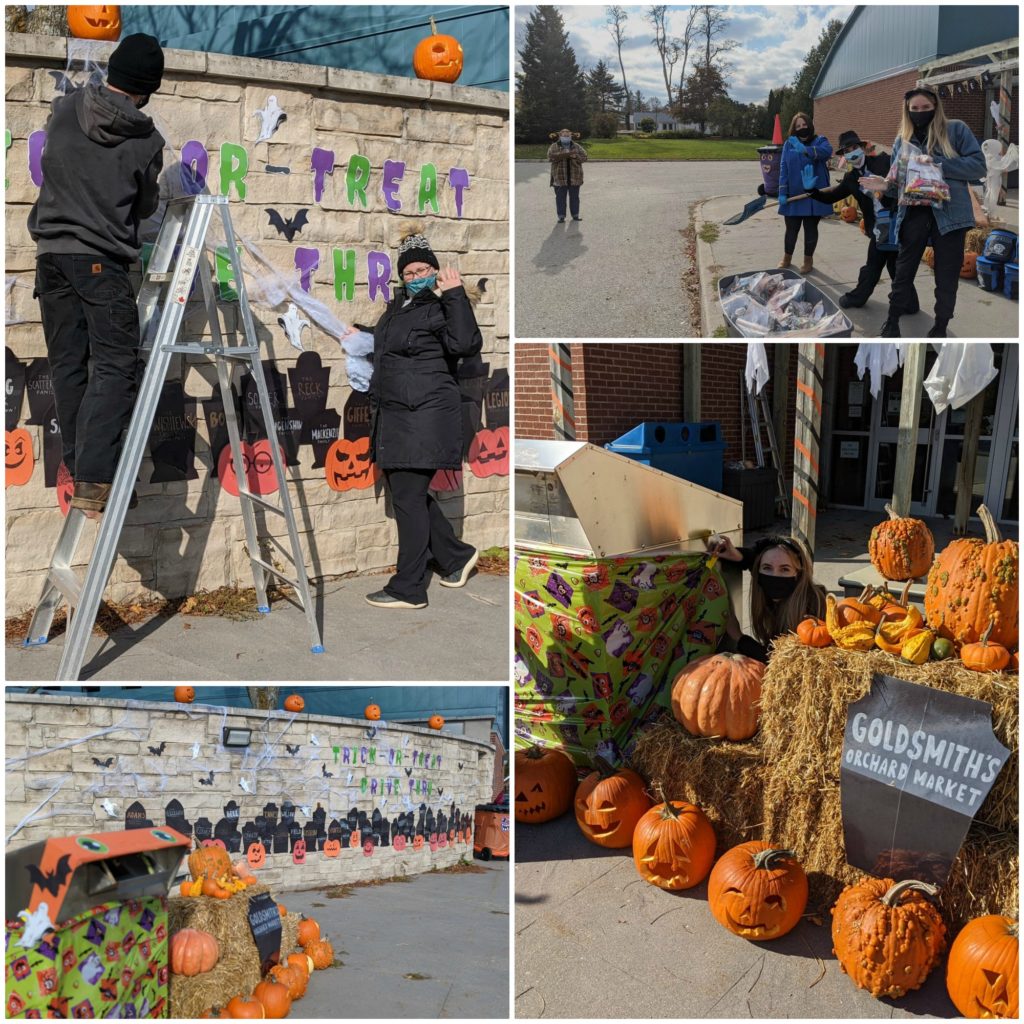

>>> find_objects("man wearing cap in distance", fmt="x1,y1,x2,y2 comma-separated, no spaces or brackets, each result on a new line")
805,130,919,315
546,128,587,223
28,33,165,517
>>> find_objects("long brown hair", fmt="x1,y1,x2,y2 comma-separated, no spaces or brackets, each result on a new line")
748,538,827,647
898,90,955,158
788,112,814,138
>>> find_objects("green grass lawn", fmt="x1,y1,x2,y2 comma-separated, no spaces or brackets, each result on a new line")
515,137,771,161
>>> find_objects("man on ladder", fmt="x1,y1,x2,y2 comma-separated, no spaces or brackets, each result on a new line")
28,33,165,516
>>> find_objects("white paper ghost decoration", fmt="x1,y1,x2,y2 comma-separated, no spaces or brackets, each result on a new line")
100,799,119,818
254,95,287,143
17,904,54,948
191,741,201,760
310,734,320,746
278,303,310,352
239,777,252,794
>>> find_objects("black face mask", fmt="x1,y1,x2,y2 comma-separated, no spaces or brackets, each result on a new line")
796,128,813,140
758,573,799,601
909,109,934,131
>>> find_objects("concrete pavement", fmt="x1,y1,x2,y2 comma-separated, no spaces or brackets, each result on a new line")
5,570,508,681
515,161,759,339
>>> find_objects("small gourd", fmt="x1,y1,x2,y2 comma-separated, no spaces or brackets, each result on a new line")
901,629,935,665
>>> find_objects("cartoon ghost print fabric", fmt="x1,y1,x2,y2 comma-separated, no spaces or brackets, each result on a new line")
513,550,730,766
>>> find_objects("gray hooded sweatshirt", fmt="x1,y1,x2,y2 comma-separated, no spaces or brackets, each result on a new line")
28,83,165,262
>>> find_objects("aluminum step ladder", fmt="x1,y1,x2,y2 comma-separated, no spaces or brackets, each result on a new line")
742,378,791,519
24,194,324,679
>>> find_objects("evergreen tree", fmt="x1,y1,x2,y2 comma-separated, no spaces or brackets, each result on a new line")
516,7,590,143
586,59,625,114
677,62,729,135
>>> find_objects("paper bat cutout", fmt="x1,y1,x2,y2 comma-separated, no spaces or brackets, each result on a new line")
458,763,464,771
198,771,215,786
286,744,300,755
437,787,445,797
91,757,114,768
148,742,167,756
322,764,333,778
27,855,72,896
404,767,413,777
266,208,309,243
254,95,287,143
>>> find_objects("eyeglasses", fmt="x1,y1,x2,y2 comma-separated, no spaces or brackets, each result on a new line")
401,266,435,282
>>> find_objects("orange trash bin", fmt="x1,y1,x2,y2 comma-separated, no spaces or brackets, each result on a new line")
472,803,510,860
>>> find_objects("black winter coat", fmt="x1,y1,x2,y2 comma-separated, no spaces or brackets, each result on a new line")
811,152,894,234
369,284,483,470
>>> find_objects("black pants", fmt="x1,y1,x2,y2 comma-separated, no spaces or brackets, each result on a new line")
554,185,580,219
783,215,820,257
34,253,141,483
888,204,966,322
846,237,920,312
384,468,475,603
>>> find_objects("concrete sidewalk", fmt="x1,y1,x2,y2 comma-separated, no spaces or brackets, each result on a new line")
5,570,508,681
695,191,1019,338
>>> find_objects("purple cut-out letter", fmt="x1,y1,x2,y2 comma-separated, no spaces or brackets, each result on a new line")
180,141,208,195
311,148,335,204
367,251,391,303
28,130,47,187
381,159,405,212
448,167,470,219
294,247,320,292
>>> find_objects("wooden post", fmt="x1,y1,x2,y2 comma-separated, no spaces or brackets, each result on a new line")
682,345,701,420
818,345,839,508
791,343,825,557
997,70,1013,198
954,391,986,534
548,343,576,440
891,344,927,516
772,344,790,465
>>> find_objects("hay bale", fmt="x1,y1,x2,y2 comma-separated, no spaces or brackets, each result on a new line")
628,714,764,851
168,884,300,1018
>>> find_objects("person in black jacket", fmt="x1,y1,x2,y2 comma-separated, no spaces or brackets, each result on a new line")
28,33,165,516
807,129,919,314
705,534,827,663
364,226,483,610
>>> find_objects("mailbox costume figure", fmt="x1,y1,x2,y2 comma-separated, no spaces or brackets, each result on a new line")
365,226,483,609
27,34,165,515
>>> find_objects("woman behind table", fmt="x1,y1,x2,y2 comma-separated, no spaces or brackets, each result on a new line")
364,225,482,610
862,88,985,338
546,128,588,223
775,112,833,274
706,534,827,663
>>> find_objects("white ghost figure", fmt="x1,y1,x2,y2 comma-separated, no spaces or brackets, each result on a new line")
346,772,354,785
191,742,200,760
254,95,287,143
981,138,1019,218
277,303,310,352
299,805,311,817
310,734,320,746
17,904,54,948
100,799,119,818
239,777,252,793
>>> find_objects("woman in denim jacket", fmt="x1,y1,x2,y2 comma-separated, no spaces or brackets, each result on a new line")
861,88,985,338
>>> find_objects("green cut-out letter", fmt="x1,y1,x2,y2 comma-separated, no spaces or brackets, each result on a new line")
220,142,249,200
346,154,371,208
216,245,242,300
333,248,357,302
417,163,439,214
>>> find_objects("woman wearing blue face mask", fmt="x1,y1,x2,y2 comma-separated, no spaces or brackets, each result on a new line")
364,224,483,610
705,534,827,663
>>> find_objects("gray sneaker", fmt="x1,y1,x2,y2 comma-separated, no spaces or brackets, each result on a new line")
438,549,479,588
365,590,427,609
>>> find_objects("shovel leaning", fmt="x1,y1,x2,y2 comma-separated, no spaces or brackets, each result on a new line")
723,191,813,226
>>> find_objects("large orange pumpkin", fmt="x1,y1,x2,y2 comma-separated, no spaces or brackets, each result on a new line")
253,977,291,1019
169,928,219,975
670,652,763,741
925,504,1018,650
631,788,715,891
270,963,306,1000
428,714,445,730
364,703,381,720
224,995,264,1018
412,16,464,84
283,693,304,712
67,5,122,41
5,428,34,487
869,503,935,581
574,762,651,848
306,937,335,970
188,845,232,882
174,685,196,703
831,878,946,998
297,918,320,948
514,745,577,824
946,915,1018,1019
708,843,808,940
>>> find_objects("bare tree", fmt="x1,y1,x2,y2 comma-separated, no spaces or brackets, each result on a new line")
247,687,281,710
695,4,739,80
6,5,67,35
606,6,631,125
675,7,701,110
646,5,681,108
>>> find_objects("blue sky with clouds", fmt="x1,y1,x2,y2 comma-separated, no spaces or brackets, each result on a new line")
515,5,856,106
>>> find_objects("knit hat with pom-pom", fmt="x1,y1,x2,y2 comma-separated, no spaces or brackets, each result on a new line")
396,225,439,275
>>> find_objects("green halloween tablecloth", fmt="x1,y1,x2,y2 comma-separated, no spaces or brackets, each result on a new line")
514,548,729,766
5,897,168,1018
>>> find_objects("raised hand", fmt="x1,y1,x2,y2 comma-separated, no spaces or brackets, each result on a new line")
436,266,462,291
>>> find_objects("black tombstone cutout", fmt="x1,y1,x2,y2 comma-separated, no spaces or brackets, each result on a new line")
165,799,191,839
328,819,342,842
272,409,302,467
280,801,296,824
371,808,383,832
425,809,436,835
241,822,260,850
342,390,372,441
193,817,213,843
307,409,341,469
271,823,291,853
840,674,1010,886
338,821,351,845
287,821,303,846
346,808,359,832
202,394,231,474
41,406,63,488
149,382,198,482
124,800,151,830
458,368,488,459
214,817,241,854
246,892,282,975
288,351,331,443
302,822,319,852
484,369,510,429
24,358,54,426
241,361,287,441
262,803,279,828
357,811,370,834
437,811,447,834
6,348,26,429
390,820,401,842
223,800,241,822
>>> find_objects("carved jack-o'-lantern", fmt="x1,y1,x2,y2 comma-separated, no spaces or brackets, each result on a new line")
631,791,715,891
174,686,195,704
67,5,122,41
946,915,1018,1019
364,703,381,721
428,714,445,730
574,763,651,849
514,745,577,824
246,841,266,869
325,436,379,492
467,426,509,478
323,839,340,858
393,834,407,852
412,16,464,84
218,439,281,498
292,839,306,865
961,251,979,279
413,834,424,851
6,428,33,487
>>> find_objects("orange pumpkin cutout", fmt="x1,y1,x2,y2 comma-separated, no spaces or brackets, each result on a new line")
323,838,341,858
246,841,266,869
412,16,464,84
349,829,361,849
218,439,281,498
6,428,33,487
325,436,379,492
413,833,424,851
467,426,509,478
67,5,122,41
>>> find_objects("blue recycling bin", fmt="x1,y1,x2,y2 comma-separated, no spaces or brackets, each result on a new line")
606,421,726,492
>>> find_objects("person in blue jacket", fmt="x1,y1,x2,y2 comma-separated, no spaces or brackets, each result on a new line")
859,88,986,338
776,112,833,273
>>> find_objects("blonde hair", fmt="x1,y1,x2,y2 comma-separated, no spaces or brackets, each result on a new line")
748,539,827,647
897,93,956,158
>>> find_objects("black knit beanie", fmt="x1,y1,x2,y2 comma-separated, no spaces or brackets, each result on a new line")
107,33,164,96
397,231,440,275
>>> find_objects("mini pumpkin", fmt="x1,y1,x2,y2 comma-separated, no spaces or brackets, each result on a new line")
286,952,314,978
169,928,219,976
5,427,34,487
670,652,764,741
931,636,955,661
364,703,381,721
174,685,196,704
869,504,935,582
306,937,335,969
428,714,445,730
514,745,577,823
67,4,122,41
283,693,305,713
831,877,946,998
631,786,715,891
412,15,464,84
841,205,858,223
796,616,831,647
224,995,264,1019
708,844,808,940
960,619,1011,672
946,915,1018,1019
575,761,651,848
253,976,291,1019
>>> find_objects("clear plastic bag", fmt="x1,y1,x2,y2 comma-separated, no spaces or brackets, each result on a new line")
889,142,950,207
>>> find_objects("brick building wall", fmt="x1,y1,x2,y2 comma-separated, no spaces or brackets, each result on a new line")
5,693,497,890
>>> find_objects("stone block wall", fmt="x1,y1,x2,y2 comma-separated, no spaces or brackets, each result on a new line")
5,35,510,614
5,693,499,892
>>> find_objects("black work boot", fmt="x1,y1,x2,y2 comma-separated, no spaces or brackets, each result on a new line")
927,318,949,338
879,317,901,338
